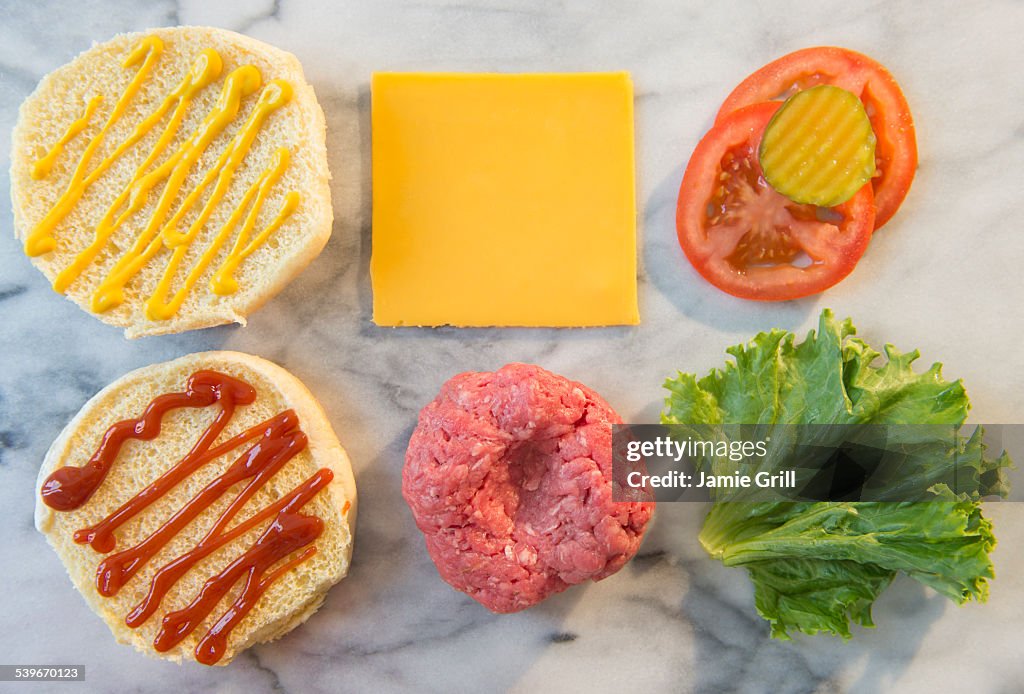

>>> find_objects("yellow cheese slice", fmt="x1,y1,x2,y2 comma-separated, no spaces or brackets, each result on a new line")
370,72,639,327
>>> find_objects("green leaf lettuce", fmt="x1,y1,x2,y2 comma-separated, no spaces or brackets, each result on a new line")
662,309,1012,639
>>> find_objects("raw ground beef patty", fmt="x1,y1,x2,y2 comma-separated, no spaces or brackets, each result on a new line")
403,363,655,612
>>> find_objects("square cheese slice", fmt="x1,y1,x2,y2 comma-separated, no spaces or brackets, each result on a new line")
371,72,639,327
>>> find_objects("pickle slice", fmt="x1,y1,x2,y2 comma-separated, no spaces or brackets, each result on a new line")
759,85,876,207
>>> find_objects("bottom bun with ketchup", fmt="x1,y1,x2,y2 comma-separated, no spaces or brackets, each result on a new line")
34,351,356,666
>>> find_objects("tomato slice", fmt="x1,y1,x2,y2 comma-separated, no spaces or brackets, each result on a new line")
715,47,916,230
676,102,875,301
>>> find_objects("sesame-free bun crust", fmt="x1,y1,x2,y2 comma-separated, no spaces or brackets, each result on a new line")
35,351,356,665
11,27,332,337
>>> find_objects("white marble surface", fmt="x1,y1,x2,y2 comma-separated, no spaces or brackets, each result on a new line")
1,1,1023,692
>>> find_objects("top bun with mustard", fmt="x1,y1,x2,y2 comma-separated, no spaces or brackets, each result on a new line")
10,26,332,337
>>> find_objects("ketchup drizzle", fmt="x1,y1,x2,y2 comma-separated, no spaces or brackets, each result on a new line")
94,411,306,596
156,510,324,665
39,370,336,665
41,371,256,512
126,468,334,628
194,544,317,665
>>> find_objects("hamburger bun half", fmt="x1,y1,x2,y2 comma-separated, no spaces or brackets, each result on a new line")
11,27,332,337
35,351,356,665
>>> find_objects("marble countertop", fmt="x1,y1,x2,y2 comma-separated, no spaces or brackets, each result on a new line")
1,1,1023,692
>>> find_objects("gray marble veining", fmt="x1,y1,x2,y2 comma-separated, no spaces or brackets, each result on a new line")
0,1,1022,692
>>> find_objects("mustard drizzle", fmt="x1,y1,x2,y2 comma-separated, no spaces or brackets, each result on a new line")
26,36,164,257
53,49,224,294
146,145,298,320
32,96,104,180
89,64,267,312
26,35,300,320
